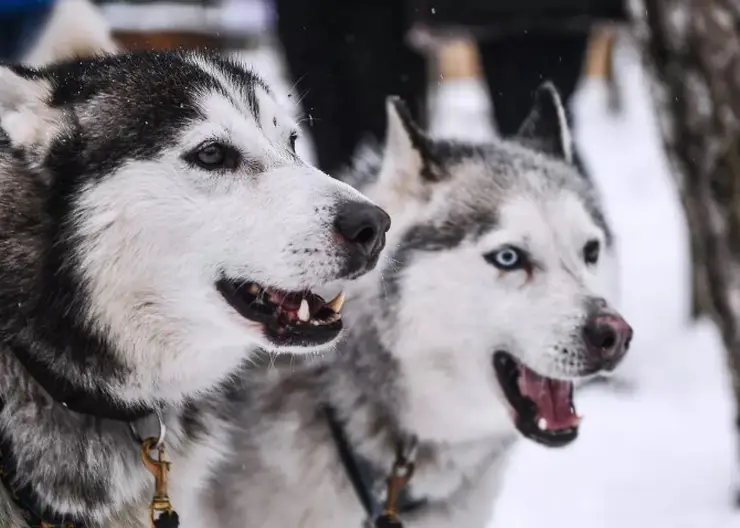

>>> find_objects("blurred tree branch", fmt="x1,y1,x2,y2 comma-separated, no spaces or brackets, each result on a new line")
630,0,740,461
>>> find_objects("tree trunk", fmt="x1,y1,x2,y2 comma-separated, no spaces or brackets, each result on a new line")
629,0,740,463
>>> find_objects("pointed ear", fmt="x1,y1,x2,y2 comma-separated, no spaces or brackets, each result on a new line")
515,82,573,163
378,96,443,199
0,66,60,148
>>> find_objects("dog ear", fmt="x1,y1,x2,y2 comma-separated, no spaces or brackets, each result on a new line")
515,82,574,163
0,66,60,148
378,96,444,199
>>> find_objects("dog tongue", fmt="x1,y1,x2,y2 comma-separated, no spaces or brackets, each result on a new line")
517,366,579,431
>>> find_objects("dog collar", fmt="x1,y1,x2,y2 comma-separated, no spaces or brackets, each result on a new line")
0,399,178,528
322,404,427,526
7,340,155,422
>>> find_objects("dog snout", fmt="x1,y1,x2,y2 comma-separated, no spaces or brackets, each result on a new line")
582,311,633,371
334,201,391,275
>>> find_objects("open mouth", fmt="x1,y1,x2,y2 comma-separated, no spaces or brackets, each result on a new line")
493,351,580,448
216,279,345,348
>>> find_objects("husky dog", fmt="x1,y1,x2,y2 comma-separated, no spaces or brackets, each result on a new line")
211,84,632,527
0,50,389,526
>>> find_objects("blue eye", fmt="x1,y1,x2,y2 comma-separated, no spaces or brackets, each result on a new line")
484,246,526,271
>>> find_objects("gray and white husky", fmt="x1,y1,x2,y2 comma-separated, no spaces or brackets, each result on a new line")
210,84,633,527
0,50,389,526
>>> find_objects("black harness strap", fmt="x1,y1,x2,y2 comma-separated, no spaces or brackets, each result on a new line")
322,405,427,525
323,404,381,518
7,341,153,422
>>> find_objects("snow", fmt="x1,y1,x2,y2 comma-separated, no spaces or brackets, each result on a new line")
237,36,740,528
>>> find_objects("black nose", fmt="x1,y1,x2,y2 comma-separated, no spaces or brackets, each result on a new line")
334,201,391,273
582,310,633,370
584,322,617,351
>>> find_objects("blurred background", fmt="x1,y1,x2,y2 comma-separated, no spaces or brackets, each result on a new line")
3,0,739,526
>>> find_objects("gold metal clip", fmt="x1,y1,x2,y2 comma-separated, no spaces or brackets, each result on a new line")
140,437,175,527
374,453,416,527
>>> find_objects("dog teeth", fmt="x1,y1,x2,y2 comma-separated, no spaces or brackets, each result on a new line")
537,418,548,430
297,299,310,322
247,283,260,295
306,312,342,327
326,291,345,313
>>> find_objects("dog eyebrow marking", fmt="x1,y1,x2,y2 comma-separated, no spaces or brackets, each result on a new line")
245,82,260,126
188,53,269,130
383,211,496,304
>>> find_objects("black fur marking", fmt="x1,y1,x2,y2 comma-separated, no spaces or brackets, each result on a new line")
30,54,211,178
586,203,613,247
245,82,260,126
181,400,207,440
208,55,273,126
388,97,446,182
387,98,425,153
208,55,271,96
516,82,571,162
12,51,270,180
0,123,133,407
31,126,131,383
384,211,496,308
432,139,613,246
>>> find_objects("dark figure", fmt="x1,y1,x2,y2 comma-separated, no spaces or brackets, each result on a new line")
414,0,626,136
0,0,55,61
274,0,427,175
478,34,589,136
276,0,625,176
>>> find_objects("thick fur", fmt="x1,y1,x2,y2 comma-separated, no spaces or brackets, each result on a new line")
209,86,624,527
0,50,383,526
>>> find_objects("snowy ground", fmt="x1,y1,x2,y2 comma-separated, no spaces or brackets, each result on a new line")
238,37,740,528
